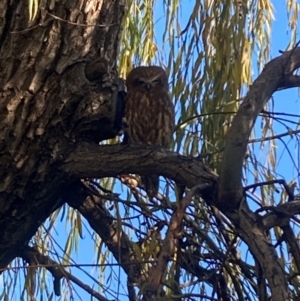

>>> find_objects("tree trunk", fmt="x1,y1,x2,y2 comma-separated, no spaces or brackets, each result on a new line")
0,0,125,268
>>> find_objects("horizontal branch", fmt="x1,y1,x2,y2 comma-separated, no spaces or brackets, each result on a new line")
62,143,218,190
277,74,300,90
262,200,300,229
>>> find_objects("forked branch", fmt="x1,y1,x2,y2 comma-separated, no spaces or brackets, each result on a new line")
219,48,300,301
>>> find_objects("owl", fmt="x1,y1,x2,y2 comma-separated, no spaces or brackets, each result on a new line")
125,66,175,198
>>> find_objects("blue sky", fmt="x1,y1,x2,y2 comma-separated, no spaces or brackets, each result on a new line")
2,1,300,301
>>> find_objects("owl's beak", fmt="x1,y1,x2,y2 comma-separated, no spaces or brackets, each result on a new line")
146,83,152,90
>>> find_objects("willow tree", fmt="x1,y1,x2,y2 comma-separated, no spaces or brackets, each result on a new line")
1,0,300,300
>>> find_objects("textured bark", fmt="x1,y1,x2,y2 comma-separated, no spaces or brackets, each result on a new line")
0,0,125,268
62,143,218,187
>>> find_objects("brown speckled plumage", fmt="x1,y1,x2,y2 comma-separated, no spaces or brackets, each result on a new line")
125,66,175,198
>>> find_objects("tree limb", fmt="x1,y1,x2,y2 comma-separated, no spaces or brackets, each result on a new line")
219,47,300,207
262,200,300,229
62,144,218,189
218,48,300,301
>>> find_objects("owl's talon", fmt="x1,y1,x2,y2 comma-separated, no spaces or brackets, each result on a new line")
122,117,129,128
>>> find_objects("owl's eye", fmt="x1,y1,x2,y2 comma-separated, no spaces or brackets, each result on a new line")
153,79,161,84
135,79,145,86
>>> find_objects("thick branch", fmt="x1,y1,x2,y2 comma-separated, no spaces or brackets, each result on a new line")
262,200,300,229
278,74,300,90
218,49,300,301
234,202,289,300
62,144,218,190
219,48,300,206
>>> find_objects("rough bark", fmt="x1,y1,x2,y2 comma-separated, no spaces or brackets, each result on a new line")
0,0,125,268
62,143,218,187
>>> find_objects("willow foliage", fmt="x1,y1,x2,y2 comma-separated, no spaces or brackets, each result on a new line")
5,0,300,300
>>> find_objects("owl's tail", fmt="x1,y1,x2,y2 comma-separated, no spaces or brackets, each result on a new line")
141,176,159,199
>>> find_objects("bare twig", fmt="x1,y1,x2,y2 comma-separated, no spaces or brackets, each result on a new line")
245,179,294,200
248,129,300,143
143,184,209,300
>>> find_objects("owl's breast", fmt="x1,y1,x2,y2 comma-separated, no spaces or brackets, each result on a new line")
125,89,174,147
